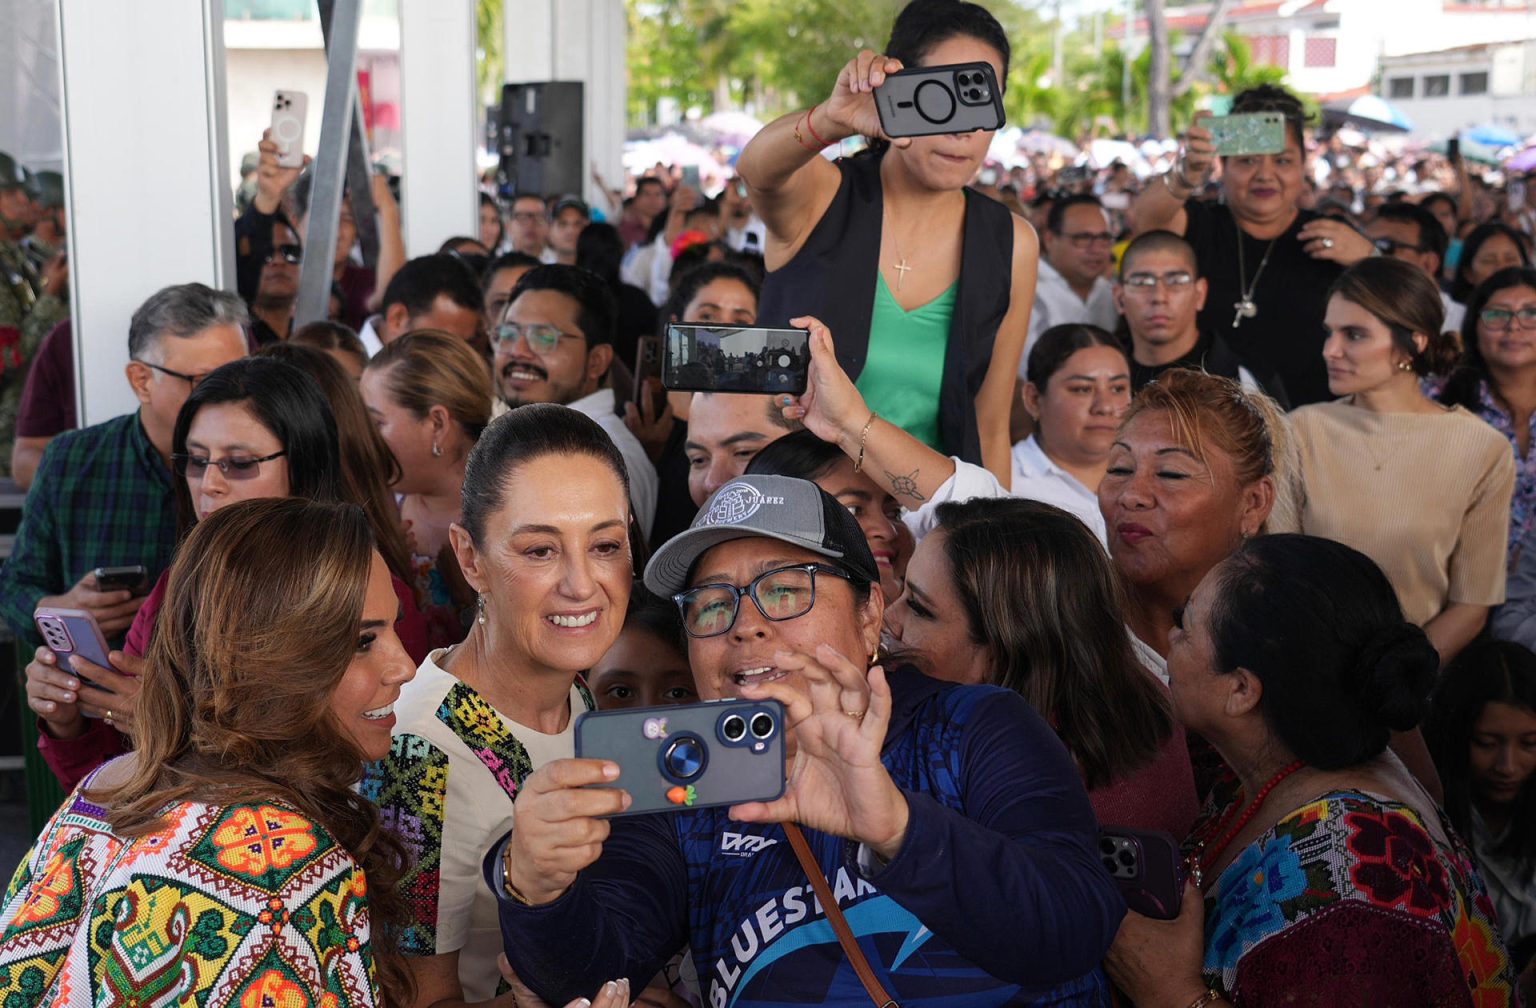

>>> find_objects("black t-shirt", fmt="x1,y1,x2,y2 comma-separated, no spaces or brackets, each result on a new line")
1185,200,1342,406
1129,328,1290,408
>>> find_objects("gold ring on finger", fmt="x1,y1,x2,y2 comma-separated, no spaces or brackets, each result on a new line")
104,710,115,723
844,709,866,721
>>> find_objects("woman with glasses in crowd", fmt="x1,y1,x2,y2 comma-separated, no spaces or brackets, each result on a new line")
1,497,418,1005
1433,267,1536,563
361,330,492,650
1106,535,1517,1008
1135,85,1368,407
489,473,1124,1007
23,356,426,791
1425,639,1536,1000
739,0,1036,483
1291,258,1514,666
362,404,637,1006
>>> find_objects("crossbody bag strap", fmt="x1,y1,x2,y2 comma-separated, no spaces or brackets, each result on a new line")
781,821,900,1008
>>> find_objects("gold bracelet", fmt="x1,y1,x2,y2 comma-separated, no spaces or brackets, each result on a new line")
853,411,878,473
1185,990,1225,1008
501,845,533,906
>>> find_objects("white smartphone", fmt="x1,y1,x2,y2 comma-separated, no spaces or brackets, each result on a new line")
271,90,308,169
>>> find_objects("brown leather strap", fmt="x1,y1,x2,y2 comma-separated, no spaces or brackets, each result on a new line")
781,821,900,1008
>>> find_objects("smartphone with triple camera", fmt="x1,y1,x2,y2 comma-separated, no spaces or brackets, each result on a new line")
576,699,786,816
664,324,810,396
1099,827,1184,920
34,607,123,705
93,564,148,595
1207,112,1286,157
271,90,308,169
875,61,1005,138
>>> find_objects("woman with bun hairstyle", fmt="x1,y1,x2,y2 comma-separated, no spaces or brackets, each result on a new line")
1291,257,1515,664
1107,534,1517,1007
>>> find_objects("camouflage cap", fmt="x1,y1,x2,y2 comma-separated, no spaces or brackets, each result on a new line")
0,152,23,190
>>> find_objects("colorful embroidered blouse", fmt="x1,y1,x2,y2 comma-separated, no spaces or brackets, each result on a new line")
0,769,380,1006
1427,374,1536,560
1201,790,1516,1006
358,648,590,1001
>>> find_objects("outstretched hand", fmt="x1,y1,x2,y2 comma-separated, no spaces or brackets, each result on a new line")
780,316,869,450
731,645,909,860
823,50,912,149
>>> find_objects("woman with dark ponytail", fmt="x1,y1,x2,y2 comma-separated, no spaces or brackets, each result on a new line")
737,0,1036,483
1289,257,1514,665
1106,534,1518,1007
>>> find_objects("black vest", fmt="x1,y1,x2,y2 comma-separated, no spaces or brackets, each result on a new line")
757,154,1015,465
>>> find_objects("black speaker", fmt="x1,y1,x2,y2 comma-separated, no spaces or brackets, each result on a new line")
498,81,584,200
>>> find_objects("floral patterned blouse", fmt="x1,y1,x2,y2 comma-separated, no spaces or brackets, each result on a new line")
1427,374,1536,561
0,765,380,1006
1199,790,1516,1006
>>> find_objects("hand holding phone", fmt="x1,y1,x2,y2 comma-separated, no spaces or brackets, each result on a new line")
875,61,1005,138
1099,828,1184,919
93,564,148,594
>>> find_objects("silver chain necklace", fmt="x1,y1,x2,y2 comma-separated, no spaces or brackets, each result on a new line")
1232,217,1279,328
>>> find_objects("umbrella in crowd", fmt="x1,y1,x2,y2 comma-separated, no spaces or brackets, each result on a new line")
1321,95,1413,133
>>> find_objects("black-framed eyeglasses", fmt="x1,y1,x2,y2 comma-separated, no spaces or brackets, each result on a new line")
674,563,851,639
1373,237,1424,257
1123,271,1195,290
491,321,587,355
1479,306,1536,330
135,360,211,388
1064,232,1114,249
172,450,287,480
263,243,302,265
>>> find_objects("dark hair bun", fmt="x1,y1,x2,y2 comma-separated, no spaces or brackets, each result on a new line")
1351,624,1438,731
1420,328,1461,377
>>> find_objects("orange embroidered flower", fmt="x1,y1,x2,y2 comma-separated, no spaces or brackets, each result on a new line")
256,896,290,933
13,851,76,926
1452,907,1507,993
239,969,309,1008
212,806,318,877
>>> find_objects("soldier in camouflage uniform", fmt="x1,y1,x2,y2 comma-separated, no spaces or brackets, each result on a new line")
22,170,65,278
0,153,67,478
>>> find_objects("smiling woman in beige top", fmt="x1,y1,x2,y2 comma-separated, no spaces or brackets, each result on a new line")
1290,258,1515,666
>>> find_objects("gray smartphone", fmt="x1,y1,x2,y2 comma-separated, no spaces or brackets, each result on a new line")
1208,112,1287,157
664,324,809,395
34,607,122,713
875,61,1005,138
575,699,786,816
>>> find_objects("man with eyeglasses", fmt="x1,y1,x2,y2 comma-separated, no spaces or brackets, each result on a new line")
495,264,657,535
1116,230,1286,404
1367,203,1462,333
508,193,552,259
0,283,248,648
248,220,303,346
1024,194,1119,370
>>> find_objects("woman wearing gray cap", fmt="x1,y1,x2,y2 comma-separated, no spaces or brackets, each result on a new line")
486,474,1125,1007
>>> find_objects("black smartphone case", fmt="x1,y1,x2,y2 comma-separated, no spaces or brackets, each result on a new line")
875,61,1005,138
1098,827,1184,920
575,700,786,816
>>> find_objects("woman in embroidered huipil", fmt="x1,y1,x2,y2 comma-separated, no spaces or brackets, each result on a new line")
1106,535,1517,1008
361,404,634,1005
1,497,418,1006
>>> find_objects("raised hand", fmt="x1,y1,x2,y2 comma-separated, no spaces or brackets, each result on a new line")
1179,111,1216,189
780,316,870,448
823,50,912,149
731,644,910,860
503,757,631,906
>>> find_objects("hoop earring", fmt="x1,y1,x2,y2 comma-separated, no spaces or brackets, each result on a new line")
477,593,487,626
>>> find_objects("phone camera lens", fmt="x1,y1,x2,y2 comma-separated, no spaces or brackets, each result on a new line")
1101,856,1117,874
1099,837,1116,855
721,713,747,742
967,89,980,101
663,735,706,780
1117,849,1136,868
749,712,775,739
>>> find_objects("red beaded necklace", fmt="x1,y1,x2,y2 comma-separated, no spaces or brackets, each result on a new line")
1188,760,1306,888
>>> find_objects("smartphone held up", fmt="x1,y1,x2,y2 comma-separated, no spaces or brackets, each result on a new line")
575,699,787,816
664,324,811,396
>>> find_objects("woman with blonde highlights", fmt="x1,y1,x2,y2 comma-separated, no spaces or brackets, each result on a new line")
0,497,417,1004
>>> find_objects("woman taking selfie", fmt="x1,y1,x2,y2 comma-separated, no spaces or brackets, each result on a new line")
739,0,1036,481
0,497,416,1005
490,474,1124,1007
23,356,426,792
1106,535,1516,1007
363,404,636,1006
1291,258,1514,664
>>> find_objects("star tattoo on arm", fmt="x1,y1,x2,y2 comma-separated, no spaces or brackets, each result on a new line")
885,468,925,503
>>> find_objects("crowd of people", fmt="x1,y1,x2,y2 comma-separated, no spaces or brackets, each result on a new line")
2,1,1536,1005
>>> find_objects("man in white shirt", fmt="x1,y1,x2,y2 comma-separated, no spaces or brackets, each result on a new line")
1023,194,1119,372
1368,202,1464,334
356,253,484,357
493,264,657,535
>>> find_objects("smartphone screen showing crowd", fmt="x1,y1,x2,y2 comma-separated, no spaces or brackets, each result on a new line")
664,324,810,395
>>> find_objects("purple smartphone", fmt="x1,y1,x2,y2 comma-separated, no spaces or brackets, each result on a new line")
34,607,120,702
1099,827,1184,920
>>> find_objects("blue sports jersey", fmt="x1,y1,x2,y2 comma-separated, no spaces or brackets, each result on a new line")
486,667,1125,1006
